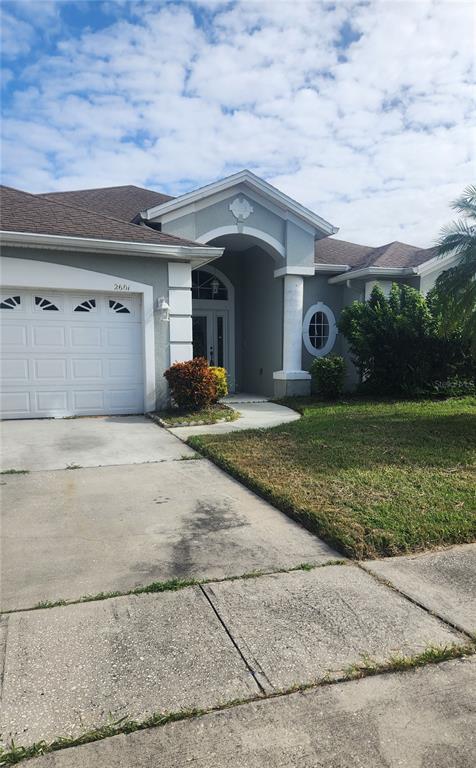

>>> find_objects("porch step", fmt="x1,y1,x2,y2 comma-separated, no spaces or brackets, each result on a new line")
222,393,269,404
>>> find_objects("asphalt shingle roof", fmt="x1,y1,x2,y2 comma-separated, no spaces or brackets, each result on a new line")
315,237,435,271
0,186,203,248
38,185,173,223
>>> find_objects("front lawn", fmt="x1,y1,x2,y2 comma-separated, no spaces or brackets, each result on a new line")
189,398,476,559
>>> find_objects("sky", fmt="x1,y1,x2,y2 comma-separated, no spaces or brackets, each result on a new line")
1,0,474,246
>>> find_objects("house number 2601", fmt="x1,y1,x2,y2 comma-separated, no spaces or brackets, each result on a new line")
113,283,130,291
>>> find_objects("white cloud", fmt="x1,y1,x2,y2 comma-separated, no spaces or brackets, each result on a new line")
1,0,474,246
0,7,35,58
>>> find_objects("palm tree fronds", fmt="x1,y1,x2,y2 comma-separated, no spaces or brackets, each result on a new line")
451,184,476,220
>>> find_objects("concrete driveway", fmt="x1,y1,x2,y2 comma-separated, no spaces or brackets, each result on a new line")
0,416,336,611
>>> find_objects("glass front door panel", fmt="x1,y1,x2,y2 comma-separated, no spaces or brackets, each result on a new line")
192,315,207,359
216,314,224,368
192,311,228,370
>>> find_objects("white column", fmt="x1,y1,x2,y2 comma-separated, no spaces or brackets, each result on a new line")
283,274,304,372
273,274,311,395
168,262,193,364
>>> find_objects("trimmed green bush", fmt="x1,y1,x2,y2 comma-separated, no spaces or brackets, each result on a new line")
339,283,475,396
310,356,346,399
164,357,217,410
210,367,228,400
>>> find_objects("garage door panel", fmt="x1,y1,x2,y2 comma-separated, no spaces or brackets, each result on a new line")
72,390,105,412
2,359,29,381
71,358,104,379
33,359,68,381
106,326,141,348
107,357,142,380
33,326,66,347
1,324,27,346
1,289,144,418
0,391,31,417
70,326,102,347
108,387,144,410
36,391,68,412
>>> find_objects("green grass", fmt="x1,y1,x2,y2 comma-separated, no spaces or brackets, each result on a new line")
189,397,476,559
5,560,345,614
0,469,29,475
151,403,239,427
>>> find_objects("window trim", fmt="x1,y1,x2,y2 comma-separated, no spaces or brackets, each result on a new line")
302,302,337,357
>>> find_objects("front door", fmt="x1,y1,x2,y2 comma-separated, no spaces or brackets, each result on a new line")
192,310,227,369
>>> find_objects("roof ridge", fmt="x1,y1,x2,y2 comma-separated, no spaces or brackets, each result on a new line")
37,183,170,196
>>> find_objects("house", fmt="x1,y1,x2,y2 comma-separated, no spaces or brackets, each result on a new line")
0,170,455,419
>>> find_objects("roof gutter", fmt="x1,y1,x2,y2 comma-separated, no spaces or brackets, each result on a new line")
0,231,223,268
314,264,350,274
328,266,417,284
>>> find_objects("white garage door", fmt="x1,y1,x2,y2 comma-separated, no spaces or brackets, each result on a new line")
0,289,144,419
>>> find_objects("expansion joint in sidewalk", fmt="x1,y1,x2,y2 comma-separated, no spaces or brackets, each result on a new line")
199,584,271,695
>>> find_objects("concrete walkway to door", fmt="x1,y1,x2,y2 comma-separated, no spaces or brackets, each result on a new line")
169,395,300,440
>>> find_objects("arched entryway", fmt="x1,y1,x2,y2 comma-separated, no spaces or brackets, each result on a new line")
193,232,283,397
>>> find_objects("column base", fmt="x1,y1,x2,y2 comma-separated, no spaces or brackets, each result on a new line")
273,371,311,398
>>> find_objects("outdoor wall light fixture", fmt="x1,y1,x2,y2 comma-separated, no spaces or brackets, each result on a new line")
156,297,170,321
211,277,220,296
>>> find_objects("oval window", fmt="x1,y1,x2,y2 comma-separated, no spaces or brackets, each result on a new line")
302,303,337,357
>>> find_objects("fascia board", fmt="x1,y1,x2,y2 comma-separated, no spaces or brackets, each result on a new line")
328,266,416,284
141,170,338,235
0,231,223,265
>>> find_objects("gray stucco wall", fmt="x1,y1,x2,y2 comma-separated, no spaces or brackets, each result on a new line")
1,245,171,408
241,248,283,395
161,193,286,264
204,246,282,396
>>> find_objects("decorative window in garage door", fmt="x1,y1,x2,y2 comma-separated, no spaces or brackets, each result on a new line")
109,300,130,314
74,298,96,312
35,296,59,312
35,296,59,311
0,295,21,309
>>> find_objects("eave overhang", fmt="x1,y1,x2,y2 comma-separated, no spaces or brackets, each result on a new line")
0,231,223,269
314,263,351,274
328,266,417,284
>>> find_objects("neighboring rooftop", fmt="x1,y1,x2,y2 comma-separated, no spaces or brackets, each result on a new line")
315,237,435,271
38,185,174,223
0,186,203,248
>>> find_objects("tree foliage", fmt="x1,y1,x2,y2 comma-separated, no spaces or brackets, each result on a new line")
339,283,474,396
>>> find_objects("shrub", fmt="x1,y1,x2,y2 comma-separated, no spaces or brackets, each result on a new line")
210,367,228,401
310,356,346,399
431,377,476,398
164,357,217,410
339,283,475,396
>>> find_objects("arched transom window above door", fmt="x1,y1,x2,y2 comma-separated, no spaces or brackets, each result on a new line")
192,270,228,300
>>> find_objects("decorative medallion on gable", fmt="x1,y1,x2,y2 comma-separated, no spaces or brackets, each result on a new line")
229,196,254,223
